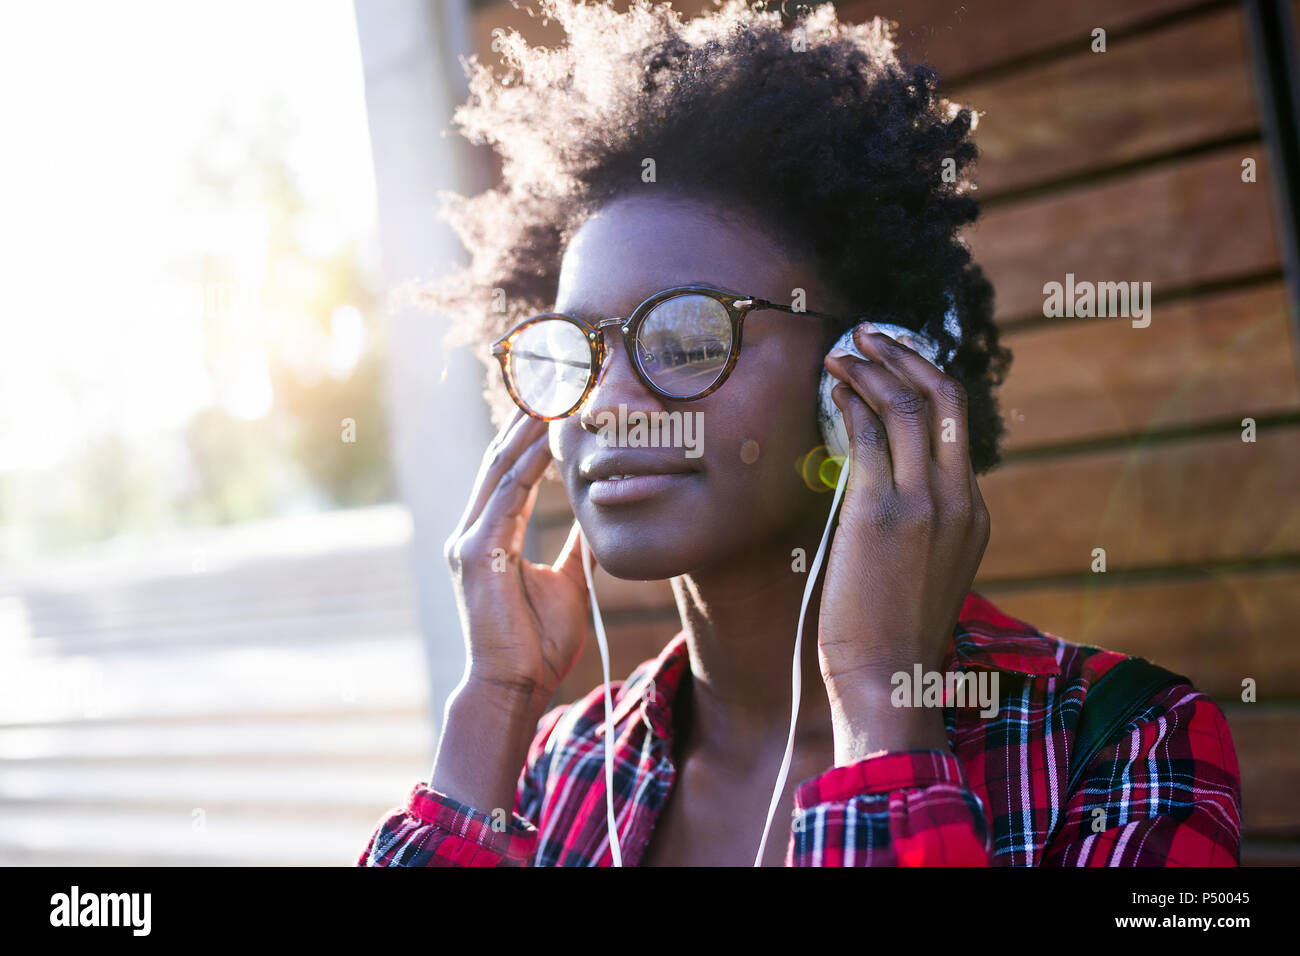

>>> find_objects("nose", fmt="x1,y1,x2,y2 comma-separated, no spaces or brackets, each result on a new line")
579,323,663,432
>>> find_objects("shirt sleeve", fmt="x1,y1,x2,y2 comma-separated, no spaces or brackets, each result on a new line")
356,702,568,867
1041,684,1242,866
788,749,994,866
787,683,1243,867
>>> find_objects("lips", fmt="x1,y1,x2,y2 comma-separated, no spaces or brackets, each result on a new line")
579,451,699,483
579,451,700,506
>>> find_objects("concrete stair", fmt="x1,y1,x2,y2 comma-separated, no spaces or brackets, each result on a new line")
0,505,437,866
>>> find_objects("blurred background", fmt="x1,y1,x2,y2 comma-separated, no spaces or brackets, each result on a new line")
1,0,1297,865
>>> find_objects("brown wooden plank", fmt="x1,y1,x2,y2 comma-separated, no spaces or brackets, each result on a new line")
975,424,1300,580
966,7,1258,196
973,144,1282,321
471,0,569,67
998,283,1300,450
836,0,1203,81
1241,842,1300,866
979,568,1300,699
473,0,1200,88
533,475,572,525
471,0,715,76
1222,706,1300,835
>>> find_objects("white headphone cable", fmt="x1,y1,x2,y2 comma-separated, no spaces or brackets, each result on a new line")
580,526,624,867
752,451,852,866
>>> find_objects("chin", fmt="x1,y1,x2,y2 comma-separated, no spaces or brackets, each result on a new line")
580,521,700,580
596,549,688,581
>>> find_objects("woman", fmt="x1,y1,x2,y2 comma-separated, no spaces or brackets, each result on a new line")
359,0,1241,866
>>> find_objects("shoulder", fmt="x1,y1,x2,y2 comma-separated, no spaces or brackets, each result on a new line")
959,592,1235,753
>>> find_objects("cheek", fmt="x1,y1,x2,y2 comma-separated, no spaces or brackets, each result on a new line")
705,368,824,503
733,350,824,460
551,418,587,467
549,419,584,492
710,420,822,542
740,400,821,487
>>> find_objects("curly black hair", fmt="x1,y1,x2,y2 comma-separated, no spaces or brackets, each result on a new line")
414,0,1011,473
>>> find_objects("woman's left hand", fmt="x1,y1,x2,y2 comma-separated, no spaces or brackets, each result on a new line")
818,323,991,763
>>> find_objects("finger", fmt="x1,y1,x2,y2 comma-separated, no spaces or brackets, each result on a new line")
852,325,971,478
458,409,527,531
468,427,554,553
829,379,893,490
456,411,546,537
825,349,931,488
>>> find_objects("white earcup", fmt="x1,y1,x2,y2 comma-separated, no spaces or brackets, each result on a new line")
818,322,951,459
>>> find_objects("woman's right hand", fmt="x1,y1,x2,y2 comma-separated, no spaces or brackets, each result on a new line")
443,410,591,714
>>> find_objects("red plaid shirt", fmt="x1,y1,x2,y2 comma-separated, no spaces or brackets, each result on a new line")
358,592,1242,866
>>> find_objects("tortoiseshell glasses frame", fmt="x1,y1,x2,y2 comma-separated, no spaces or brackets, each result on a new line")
489,283,846,420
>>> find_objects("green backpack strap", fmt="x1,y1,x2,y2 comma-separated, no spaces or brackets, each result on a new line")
1066,656,1190,798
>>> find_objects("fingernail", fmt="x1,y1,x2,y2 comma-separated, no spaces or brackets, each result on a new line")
828,346,853,358
855,321,878,334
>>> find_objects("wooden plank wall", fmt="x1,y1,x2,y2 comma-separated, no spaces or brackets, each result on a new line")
468,0,1300,865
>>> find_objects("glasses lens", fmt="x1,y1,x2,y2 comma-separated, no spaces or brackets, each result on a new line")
635,294,733,398
506,318,591,417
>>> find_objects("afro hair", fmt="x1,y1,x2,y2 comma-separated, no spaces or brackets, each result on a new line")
412,0,1012,473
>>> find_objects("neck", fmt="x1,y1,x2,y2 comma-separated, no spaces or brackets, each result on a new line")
669,505,838,765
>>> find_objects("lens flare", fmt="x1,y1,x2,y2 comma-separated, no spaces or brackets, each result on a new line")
798,444,842,492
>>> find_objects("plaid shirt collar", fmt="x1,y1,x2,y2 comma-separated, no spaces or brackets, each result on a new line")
609,591,1062,739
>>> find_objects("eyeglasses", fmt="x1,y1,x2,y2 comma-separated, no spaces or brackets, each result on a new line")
490,284,846,420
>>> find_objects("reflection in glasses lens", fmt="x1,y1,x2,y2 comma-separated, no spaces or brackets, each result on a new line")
508,319,591,417
636,294,733,398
